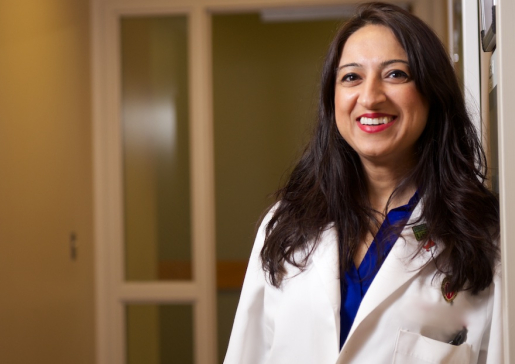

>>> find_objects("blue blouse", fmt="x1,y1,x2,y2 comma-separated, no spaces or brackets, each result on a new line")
339,193,419,348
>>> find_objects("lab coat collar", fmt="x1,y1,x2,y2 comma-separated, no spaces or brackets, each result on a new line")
343,201,439,348
311,201,440,352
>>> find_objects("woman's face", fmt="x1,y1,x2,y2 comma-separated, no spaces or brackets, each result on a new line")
334,24,429,168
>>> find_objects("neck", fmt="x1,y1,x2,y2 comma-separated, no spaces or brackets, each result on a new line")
360,157,416,213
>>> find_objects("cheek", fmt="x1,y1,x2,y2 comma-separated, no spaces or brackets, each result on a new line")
334,90,356,124
413,99,429,132
400,89,429,130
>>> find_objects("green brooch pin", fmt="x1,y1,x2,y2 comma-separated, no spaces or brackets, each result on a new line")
412,224,428,242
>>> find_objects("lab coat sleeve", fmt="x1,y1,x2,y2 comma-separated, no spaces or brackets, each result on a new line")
223,209,275,364
478,266,503,364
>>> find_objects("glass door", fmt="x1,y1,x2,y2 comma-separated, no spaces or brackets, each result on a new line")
93,4,216,364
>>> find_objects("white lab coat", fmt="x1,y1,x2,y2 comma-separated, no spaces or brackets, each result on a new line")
224,202,502,364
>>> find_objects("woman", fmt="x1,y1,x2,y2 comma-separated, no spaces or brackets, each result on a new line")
224,2,501,364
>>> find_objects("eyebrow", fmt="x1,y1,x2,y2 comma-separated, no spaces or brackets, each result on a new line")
337,59,409,71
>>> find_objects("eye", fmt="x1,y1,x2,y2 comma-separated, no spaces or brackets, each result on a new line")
340,73,361,85
386,70,410,82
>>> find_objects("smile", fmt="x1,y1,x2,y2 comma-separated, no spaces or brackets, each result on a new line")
356,114,397,133
359,116,395,125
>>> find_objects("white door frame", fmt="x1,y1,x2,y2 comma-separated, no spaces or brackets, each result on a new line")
91,2,217,363
460,0,481,133
460,0,515,359
496,0,515,362
90,1,479,364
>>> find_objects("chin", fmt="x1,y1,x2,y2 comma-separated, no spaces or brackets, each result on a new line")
356,148,389,159
358,150,397,164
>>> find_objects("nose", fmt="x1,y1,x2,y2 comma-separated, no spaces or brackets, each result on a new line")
358,76,387,109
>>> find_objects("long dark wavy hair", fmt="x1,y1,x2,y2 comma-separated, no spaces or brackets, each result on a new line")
260,2,499,294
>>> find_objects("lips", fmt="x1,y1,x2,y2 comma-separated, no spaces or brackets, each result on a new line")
356,113,396,133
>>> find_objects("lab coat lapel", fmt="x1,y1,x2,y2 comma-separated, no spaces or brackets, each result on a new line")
343,203,437,344
311,228,341,340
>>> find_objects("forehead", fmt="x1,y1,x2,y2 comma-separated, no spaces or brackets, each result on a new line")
339,24,407,65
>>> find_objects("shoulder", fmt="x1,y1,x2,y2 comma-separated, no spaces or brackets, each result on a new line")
253,202,281,251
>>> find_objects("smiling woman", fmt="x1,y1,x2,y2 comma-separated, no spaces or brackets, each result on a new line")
335,25,429,172
334,25,429,229
224,2,501,364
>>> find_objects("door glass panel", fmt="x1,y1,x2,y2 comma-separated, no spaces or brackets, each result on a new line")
212,13,341,363
126,304,194,364
121,16,192,281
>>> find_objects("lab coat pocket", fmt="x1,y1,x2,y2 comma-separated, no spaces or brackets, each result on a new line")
392,329,471,364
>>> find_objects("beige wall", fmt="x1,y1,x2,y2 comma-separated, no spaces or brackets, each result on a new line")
0,1,94,363
213,13,341,262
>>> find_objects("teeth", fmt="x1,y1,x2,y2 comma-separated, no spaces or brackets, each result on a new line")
359,116,394,125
